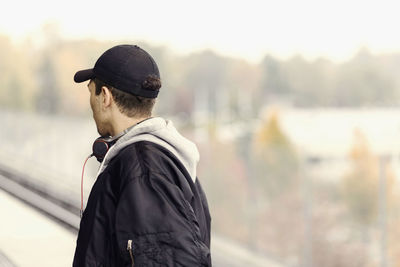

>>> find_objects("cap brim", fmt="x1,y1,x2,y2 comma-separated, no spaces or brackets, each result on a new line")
74,69,95,83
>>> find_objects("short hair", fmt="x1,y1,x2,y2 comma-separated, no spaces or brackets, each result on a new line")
93,76,161,117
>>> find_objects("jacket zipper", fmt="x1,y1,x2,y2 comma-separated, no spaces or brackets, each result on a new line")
127,239,135,267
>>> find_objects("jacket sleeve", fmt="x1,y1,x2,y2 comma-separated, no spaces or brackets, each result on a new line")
114,172,211,266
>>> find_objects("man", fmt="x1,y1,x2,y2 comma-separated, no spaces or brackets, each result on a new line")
73,44,212,266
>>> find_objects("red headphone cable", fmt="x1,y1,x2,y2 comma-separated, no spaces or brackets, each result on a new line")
81,154,93,218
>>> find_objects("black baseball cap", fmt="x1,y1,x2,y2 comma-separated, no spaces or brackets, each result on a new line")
74,44,160,98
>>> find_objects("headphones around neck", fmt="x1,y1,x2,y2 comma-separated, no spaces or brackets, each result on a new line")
92,136,119,163
91,120,147,162
82,119,151,217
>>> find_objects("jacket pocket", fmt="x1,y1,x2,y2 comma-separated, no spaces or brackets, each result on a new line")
124,232,174,266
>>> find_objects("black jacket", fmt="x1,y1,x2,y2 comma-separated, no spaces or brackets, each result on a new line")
73,141,212,266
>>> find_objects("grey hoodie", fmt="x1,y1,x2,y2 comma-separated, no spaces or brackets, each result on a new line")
95,117,200,183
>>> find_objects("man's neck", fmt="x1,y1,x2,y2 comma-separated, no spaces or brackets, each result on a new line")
110,116,149,137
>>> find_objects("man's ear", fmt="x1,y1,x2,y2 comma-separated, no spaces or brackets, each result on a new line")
101,86,113,109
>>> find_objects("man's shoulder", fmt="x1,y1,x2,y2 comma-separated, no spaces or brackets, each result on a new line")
111,140,190,183
111,141,174,171
116,140,171,160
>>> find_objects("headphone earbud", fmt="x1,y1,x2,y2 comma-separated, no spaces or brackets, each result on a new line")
92,137,118,162
91,120,146,162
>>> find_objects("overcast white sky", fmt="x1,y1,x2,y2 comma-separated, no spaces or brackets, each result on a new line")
1,0,400,62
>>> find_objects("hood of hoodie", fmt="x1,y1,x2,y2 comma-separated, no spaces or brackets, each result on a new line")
95,117,200,183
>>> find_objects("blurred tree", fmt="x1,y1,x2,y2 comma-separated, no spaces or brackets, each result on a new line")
225,59,261,119
34,23,63,114
196,130,250,243
342,130,378,230
333,48,397,106
342,130,396,234
35,55,60,113
259,55,291,107
260,55,290,94
8,76,23,108
0,35,37,110
252,109,299,198
284,55,335,106
182,50,228,120
2,34,400,115
250,109,300,259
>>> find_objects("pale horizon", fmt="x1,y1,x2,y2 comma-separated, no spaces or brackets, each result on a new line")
2,0,400,63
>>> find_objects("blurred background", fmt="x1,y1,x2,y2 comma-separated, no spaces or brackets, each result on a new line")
1,0,400,266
